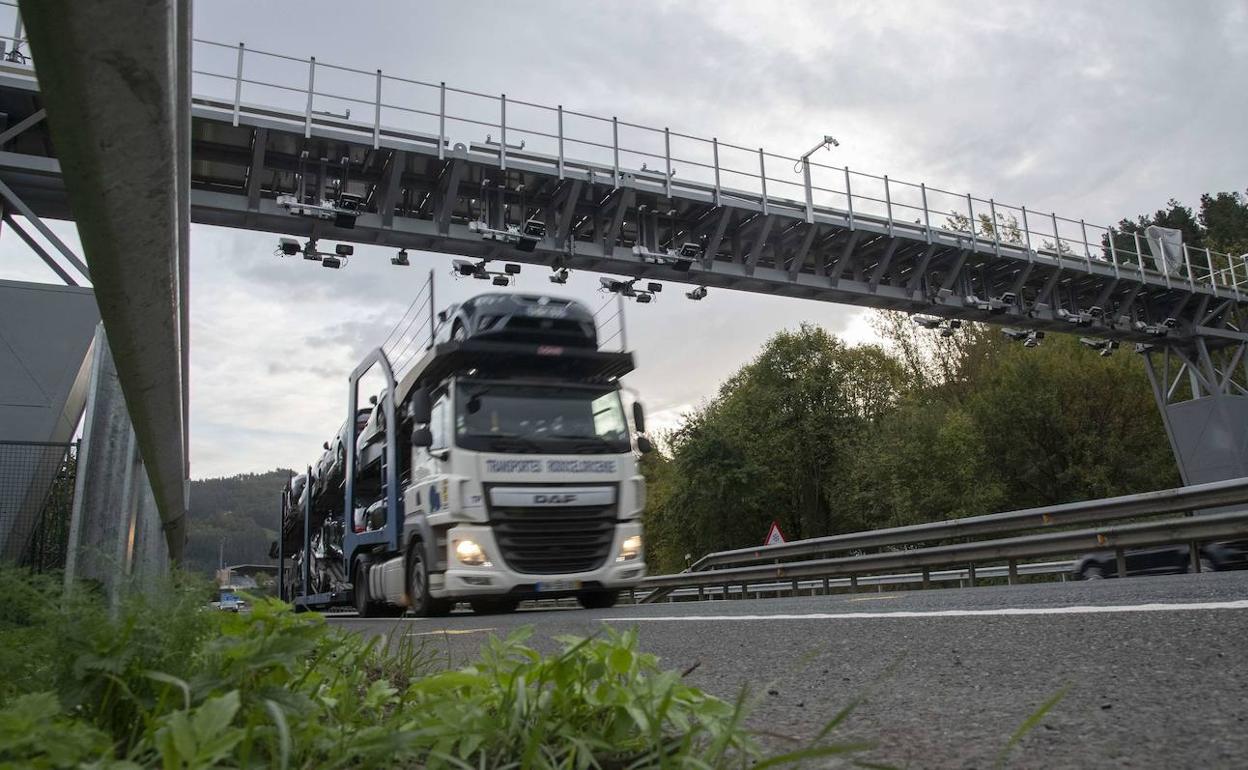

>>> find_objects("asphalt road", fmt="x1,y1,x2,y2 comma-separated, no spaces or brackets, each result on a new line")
332,572,1248,768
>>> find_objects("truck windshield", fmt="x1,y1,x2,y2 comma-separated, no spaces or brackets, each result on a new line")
455,382,631,453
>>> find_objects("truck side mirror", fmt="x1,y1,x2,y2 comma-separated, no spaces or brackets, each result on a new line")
411,426,433,448
636,435,654,454
410,389,432,424
632,401,646,434
322,441,330,451
369,394,379,406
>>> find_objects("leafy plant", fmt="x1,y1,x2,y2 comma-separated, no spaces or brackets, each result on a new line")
0,569,867,768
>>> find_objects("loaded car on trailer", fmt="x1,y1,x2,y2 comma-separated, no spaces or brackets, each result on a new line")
276,291,651,616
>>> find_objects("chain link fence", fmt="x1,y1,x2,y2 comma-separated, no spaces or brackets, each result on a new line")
0,440,78,571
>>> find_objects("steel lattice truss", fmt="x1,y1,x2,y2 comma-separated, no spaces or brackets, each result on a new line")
0,45,1245,354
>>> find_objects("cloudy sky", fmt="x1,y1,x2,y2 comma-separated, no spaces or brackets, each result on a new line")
2,1,1246,478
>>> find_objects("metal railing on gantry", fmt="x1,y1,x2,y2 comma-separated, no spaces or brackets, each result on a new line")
179,37,1248,296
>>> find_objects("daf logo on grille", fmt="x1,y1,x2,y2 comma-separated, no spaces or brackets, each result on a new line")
534,493,576,504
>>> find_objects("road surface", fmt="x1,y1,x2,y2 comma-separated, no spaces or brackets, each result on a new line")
332,571,1248,768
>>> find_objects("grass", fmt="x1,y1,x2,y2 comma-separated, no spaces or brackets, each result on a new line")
0,568,873,768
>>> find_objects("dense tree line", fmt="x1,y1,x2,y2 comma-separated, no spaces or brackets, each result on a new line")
184,469,292,574
641,189,1247,573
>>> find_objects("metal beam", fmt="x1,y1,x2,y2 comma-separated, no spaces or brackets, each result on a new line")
21,0,190,558
701,206,732,269
744,214,774,275
378,149,406,228
0,178,89,279
788,224,819,280
828,231,861,287
433,157,464,234
3,212,77,285
245,127,267,211
0,107,45,146
869,237,900,291
553,178,583,244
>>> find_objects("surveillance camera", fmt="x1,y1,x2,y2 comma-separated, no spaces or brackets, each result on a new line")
321,256,342,269
453,259,475,276
678,242,702,260
636,293,653,304
686,286,708,300
1163,317,1178,329
335,244,354,256
647,282,662,293
491,275,510,286
549,268,569,285
279,237,300,256
391,249,409,267
824,135,839,147
504,263,522,275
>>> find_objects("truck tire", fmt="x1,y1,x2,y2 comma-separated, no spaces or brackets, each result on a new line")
469,597,519,615
407,543,452,617
577,590,620,610
353,562,378,617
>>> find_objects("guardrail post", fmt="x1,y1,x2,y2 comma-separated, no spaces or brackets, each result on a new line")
303,56,316,139
1182,244,1196,287
1115,548,1127,578
664,127,672,198
499,94,507,171
231,43,244,127
1007,559,1018,585
758,148,769,215
849,574,858,592
373,69,382,150
921,567,930,589
989,199,1001,257
968,563,977,587
1189,541,1201,573
791,577,799,595
1080,219,1092,271
1021,206,1033,259
844,166,855,229
712,137,721,207
821,576,830,594
438,82,446,161
921,182,931,243
697,585,705,601
803,158,814,224
967,194,977,251
884,175,893,238
612,117,620,188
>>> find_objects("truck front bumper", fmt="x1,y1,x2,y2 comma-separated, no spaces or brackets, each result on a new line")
429,521,646,599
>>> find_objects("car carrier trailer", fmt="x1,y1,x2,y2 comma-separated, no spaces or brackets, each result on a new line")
276,292,650,615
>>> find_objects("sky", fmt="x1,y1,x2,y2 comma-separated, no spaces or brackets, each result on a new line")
1,1,1246,478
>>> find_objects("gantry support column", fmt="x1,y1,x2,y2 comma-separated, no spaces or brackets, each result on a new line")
1143,342,1248,489
20,0,192,559
64,326,168,600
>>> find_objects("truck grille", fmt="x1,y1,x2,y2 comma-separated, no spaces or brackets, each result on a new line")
488,502,616,574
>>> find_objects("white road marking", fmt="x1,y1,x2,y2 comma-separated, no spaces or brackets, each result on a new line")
603,599,1248,622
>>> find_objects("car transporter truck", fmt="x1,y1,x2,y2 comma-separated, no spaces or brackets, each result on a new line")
273,292,652,616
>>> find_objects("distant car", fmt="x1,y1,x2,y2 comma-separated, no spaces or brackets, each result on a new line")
1072,542,1238,580
433,293,597,348
217,589,246,612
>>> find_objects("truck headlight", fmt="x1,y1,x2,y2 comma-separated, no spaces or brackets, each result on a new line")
454,539,492,567
617,534,642,562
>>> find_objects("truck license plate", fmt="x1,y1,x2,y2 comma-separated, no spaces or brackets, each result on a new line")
536,579,581,592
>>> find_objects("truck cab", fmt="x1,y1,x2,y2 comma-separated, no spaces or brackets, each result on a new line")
397,371,646,612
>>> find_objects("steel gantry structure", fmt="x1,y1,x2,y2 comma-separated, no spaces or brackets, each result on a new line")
3,24,1248,493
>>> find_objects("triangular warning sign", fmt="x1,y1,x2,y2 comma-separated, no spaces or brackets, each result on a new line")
764,521,786,546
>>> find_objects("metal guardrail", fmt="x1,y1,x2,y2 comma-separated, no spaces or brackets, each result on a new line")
640,477,1248,603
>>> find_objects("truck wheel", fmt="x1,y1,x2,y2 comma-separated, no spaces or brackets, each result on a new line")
407,543,452,617
353,562,377,617
577,590,620,610
469,597,519,615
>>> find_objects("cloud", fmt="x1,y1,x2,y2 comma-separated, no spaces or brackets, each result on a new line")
5,0,1243,478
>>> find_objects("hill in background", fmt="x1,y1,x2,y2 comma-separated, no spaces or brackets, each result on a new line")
185,469,293,574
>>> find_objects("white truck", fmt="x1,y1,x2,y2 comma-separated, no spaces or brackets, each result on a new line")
276,292,651,615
